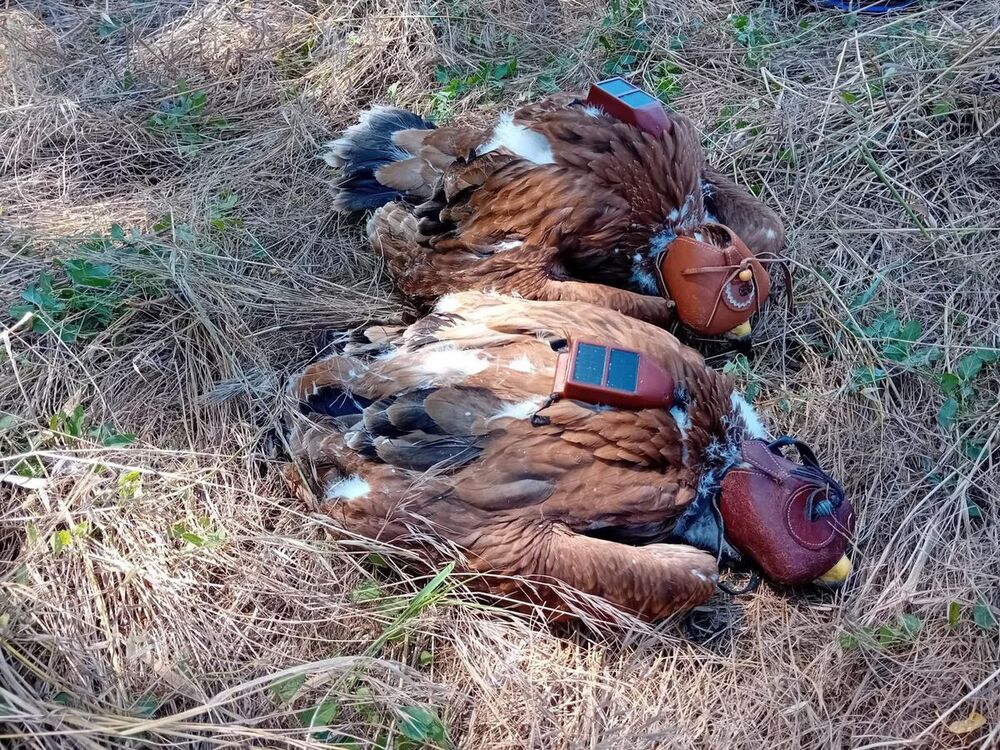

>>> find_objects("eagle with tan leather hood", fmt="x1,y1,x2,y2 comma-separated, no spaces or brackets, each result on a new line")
323,79,787,351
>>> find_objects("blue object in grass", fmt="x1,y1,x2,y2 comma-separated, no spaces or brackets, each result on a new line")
812,0,917,12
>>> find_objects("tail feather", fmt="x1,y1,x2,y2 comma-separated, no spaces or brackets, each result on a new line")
323,106,435,213
366,202,430,287
306,387,372,420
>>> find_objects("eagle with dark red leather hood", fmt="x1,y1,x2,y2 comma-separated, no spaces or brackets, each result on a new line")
282,293,854,622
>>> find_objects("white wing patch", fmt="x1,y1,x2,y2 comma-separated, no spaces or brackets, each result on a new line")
420,348,489,377
326,475,370,501
730,392,769,439
670,405,690,438
507,355,536,374
670,405,691,462
477,113,555,165
434,294,462,313
491,397,545,422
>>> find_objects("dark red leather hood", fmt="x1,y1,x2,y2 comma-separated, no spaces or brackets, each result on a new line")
718,439,855,585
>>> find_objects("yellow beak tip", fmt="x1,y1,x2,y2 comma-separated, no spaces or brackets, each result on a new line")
816,555,853,587
727,322,753,339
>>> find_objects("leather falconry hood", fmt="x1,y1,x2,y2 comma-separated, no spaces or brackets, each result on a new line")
659,224,771,337
718,437,854,585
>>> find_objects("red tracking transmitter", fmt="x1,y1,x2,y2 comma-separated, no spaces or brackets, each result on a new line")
552,340,675,410
584,77,671,138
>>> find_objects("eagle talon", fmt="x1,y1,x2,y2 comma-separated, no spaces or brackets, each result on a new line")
682,603,738,644
716,568,760,596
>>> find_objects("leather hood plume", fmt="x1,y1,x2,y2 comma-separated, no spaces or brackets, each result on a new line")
718,438,854,585
659,224,770,336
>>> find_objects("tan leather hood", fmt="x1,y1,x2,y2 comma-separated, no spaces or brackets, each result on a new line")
659,224,770,336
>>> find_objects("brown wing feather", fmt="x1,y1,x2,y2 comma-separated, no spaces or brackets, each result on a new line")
512,92,581,120
501,530,718,621
391,162,672,324
527,108,706,231
703,163,785,255
374,156,439,195
441,150,519,201
374,125,494,200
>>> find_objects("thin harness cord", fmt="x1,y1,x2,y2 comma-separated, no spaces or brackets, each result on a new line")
706,468,761,596
679,254,796,323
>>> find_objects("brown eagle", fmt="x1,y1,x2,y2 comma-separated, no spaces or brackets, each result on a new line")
324,93,784,347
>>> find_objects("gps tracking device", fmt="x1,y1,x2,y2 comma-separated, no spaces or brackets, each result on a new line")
552,340,675,410
584,77,671,137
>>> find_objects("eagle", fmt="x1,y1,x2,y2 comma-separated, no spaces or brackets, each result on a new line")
283,292,853,622
323,91,785,349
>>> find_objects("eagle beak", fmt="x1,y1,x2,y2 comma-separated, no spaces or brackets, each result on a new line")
724,321,753,354
814,554,852,589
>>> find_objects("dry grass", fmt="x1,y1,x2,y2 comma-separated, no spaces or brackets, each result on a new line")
1,0,999,747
